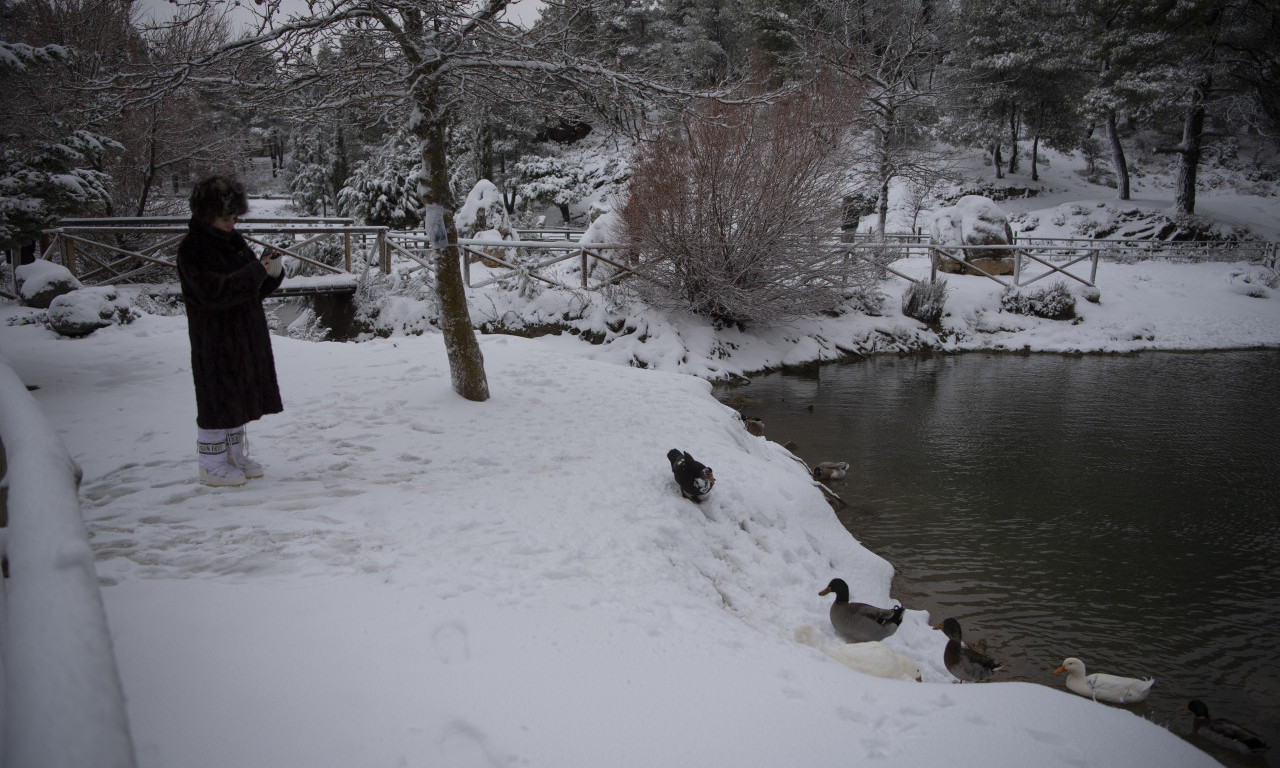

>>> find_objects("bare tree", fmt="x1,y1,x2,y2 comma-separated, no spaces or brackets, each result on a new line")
110,0,718,402
114,10,258,215
621,82,868,326
803,0,952,237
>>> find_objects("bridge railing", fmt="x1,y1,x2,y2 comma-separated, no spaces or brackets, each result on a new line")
844,232,1279,290
37,220,1279,298
0,354,136,768
39,218,391,293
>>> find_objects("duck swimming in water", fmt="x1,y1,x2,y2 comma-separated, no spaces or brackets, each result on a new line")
812,461,849,481
1181,699,1270,755
1053,657,1153,704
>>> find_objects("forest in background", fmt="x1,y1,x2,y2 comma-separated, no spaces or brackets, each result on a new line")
4,0,1279,248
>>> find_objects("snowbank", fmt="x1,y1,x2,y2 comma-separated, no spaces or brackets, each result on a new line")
0,354,134,768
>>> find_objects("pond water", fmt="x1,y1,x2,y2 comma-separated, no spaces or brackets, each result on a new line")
715,351,1280,765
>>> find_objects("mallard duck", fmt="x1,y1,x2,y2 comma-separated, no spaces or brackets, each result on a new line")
934,617,1001,682
667,449,714,503
812,461,849,481
1053,657,1153,704
1181,699,1270,755
818,578,904,642
823,641,921,682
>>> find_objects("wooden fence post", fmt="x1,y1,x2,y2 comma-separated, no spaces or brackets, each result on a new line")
62,236,77,278
344,222,352,273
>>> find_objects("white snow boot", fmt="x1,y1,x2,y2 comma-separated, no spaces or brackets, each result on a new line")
197,428,247,487
226,425,264,479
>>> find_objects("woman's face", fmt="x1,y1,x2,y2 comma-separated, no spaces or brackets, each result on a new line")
211,214,238,232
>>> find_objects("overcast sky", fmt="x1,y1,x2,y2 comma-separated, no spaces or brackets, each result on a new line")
133,0,545,32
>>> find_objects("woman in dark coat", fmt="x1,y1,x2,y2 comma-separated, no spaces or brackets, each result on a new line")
178,175,285,486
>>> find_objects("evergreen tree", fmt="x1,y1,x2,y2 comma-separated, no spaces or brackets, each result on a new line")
0,11,117,251
338,128,424,229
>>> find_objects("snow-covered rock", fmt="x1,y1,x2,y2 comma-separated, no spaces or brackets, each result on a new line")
15,259,82,309
455,179,511,238
930,195,1016,276
46,286,140,337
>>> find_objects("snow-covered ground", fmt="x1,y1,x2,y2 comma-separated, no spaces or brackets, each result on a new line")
1,307,1233,768
3,145,1277,767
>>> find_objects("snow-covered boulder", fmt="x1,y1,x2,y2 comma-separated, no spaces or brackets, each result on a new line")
15,259,82,309
46,286,140,337
930,195,1016,276
577,209,625,282
469,228,517,269
455,179,512,239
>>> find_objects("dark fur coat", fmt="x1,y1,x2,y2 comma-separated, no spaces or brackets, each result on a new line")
178,219,285,430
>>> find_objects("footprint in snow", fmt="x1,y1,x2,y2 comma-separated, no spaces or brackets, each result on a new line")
439,719,504,768
433,622,470,665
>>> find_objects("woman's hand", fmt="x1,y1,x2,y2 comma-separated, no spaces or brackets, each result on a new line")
261,250,283,277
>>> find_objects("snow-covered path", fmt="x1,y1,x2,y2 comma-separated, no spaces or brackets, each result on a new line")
1,309,1219,767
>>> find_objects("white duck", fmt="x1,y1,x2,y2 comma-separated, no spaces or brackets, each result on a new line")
1053,657,1154,704
823,641,921,682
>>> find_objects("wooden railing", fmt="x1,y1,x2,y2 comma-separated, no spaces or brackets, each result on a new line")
845,232,1279,290
38,220,644,296
37,220,1279,298
40,218,390,295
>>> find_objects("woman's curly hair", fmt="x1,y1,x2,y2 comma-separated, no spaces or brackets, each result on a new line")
189,175,249,223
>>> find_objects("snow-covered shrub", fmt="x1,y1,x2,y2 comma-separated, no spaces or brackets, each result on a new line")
513,147,623,225
620,83,864,326
901,279,949,325
1226,266,1276,298
46,286,139,337
1000,281,1076,319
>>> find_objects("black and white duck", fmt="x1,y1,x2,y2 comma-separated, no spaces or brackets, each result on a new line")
667,448,714,503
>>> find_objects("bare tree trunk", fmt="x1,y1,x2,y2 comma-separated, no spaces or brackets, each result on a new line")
1008,103,1019,175
1175,84,1207,216
415,89,490,402
1031,134,1040,181
992,141,1004,179
1106,110,1130,201
876,174,890,237
135,113,158,217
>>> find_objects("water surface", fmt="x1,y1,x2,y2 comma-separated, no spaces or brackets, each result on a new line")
716,351,1280,764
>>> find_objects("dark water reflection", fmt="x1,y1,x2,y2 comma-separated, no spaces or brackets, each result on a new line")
716,351,1280,765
